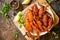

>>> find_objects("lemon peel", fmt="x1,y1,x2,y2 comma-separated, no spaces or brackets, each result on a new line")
22,0,31,5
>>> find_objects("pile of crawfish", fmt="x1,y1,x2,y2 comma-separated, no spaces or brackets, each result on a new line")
24,4,53,40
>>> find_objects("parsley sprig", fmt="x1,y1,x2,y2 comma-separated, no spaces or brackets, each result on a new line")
0,3,11,18
13,32,19,39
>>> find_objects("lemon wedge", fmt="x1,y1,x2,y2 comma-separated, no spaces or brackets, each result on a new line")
14,12,21,22
22,0,31,5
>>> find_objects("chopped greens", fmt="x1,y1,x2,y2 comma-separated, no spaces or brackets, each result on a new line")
19,14,23,18
51,24,60,39
47,0,54,3
55,35,58,38
52,31,56,36
18,14,25,28
13,32,19,39
20,24,24,28
0,3,11,18
47,0,58,3
52,31,59,38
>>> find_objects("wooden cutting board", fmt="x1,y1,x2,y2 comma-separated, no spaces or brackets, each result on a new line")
13,0,59,40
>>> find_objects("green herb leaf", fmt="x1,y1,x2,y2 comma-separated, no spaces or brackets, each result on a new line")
19,14,23,18
13,32,19,39
55,35,58,38
20,24,23,28
21,21,24,24
18,14,25,28
52,31,59,38
47,0,54,3
52,31,56,36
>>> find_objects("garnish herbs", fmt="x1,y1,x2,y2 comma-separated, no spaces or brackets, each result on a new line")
0,3,11,18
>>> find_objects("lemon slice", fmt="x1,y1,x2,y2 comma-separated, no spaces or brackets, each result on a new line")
14,12,21,22
22,0,31,5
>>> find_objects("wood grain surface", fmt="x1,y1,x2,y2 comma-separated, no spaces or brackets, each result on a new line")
0,0,60,40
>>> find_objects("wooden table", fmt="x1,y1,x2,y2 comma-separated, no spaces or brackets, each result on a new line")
0,0,60,40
